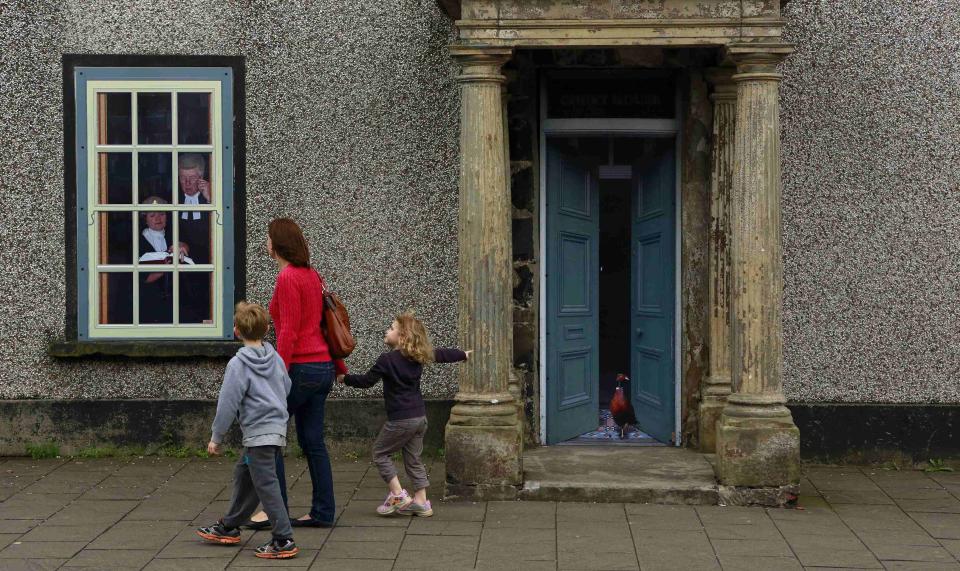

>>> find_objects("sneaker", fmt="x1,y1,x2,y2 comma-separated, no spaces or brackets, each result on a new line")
399,499,433,517
376,490,413,516
254,537,299,559
196,521,241,545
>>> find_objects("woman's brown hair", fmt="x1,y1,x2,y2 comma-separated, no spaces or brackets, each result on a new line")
395,311,434,365
268,218,310,267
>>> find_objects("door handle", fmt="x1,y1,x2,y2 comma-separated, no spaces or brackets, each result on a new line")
636,329,644,338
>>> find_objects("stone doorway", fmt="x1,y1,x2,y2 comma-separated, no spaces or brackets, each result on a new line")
439,1,801,502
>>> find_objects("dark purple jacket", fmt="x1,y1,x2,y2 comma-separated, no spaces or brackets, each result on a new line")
344,348,467,420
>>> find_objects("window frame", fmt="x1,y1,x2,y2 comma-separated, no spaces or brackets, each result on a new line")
62,56,246,349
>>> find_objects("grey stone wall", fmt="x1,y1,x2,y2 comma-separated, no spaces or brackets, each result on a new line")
0,0,462,400
2,0,957,407
780,0,960,403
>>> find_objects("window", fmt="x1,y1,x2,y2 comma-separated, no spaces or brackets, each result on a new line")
74,67,235,340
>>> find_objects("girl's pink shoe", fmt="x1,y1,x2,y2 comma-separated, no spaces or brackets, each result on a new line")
399,499,433,517
376,490,413,516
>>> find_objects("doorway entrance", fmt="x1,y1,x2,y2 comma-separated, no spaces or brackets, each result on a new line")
543,135,678,446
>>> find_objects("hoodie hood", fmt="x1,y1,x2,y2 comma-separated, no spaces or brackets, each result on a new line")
236,342,284,378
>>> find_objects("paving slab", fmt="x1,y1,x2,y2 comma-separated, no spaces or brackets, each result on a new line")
19,523,111,542
308,558,394,570
719,555,805,571
792,547,883,569
910,513,960,539
63,548,157,567
319,540,400,559
0,558,70,570
710,538,794,558
626,504,703,530
88,520,187,550
881,562,960,570
144,558,234,570
0,540,88,559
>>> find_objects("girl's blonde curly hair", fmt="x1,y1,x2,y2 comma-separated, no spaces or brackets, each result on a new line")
395,311,434,364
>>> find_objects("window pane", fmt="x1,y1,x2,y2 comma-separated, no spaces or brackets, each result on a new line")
137,152,173,204
178,92,211,145
97,93,132,145
180,272,213,324
97,153,133,204
99,272,133,325
139,270,173,324
98,212,133,265
137,92,172,144
177,204,212,265
177,152,213,206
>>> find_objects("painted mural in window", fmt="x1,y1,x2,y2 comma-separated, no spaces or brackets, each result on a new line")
77,68,234,340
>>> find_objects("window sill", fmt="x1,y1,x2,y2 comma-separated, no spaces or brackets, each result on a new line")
49,339,241,359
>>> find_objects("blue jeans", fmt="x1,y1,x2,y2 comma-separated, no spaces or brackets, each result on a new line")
275,361,336,523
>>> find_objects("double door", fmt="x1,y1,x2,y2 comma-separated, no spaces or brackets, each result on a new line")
545,136,676,445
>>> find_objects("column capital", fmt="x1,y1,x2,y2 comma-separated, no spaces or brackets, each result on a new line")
705,67,737,102
726,43,795,80
450,46,513,84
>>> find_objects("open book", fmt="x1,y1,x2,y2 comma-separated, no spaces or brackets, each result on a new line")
139,251,195,265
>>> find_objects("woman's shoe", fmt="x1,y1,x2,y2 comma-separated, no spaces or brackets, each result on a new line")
242,519,271,530
290,516,333,528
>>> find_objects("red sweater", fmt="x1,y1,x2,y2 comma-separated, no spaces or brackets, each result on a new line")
269,265,347,374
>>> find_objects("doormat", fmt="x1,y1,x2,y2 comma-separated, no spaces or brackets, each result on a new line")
559,408,667,446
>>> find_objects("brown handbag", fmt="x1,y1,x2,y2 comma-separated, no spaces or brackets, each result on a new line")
316,272,356,359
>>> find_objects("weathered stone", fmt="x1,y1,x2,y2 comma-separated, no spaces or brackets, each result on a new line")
700,68,737,454
718,483,800,507
718,411,801,486
444,46,522,501
717,44,800,488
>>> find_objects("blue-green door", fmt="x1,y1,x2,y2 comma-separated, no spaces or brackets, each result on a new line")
545,138,600,444
630,138,676,443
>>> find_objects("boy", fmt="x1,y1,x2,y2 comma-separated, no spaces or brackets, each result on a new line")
196,301,299,559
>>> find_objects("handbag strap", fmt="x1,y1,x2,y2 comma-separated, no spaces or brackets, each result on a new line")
314,268,328,296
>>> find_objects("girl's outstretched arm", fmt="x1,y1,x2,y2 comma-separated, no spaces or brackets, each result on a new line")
434,348,468,363
343,354,389,388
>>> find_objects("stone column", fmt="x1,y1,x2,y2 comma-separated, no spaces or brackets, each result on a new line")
444,46,522,500
716,45,801,487
700,69,736,453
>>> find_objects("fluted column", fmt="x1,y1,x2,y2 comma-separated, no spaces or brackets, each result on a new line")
444,46,521,500
716,45,801,488
700,68,736,453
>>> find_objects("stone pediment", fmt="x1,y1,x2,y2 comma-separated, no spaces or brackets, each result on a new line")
436,0,784,47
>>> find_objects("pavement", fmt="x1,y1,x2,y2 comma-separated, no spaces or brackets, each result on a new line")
1,455,959,570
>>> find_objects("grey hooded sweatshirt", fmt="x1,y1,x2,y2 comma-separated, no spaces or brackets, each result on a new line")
211,342,292,447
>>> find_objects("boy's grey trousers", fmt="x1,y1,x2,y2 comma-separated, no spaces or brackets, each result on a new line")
372,416,429,491
221,446,293,539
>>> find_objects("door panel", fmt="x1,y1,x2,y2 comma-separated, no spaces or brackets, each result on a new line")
546,138,600,444
631,138,676,443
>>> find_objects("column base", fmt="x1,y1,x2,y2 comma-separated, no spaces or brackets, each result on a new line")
716,394,800,487
698,374,731,453
443,393,522,501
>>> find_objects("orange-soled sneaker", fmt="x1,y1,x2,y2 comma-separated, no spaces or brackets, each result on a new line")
196,521,241,545
254,537,299,559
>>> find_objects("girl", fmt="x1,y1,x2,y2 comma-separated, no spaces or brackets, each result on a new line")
339,312,470,516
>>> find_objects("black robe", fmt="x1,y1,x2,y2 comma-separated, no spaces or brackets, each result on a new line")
139,232,173,324
177,192,212,324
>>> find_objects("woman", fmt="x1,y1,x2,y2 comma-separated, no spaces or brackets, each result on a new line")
138,197,191,324
248,218,346,529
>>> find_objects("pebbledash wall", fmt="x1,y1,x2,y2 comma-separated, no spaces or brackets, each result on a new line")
0,1,957,458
